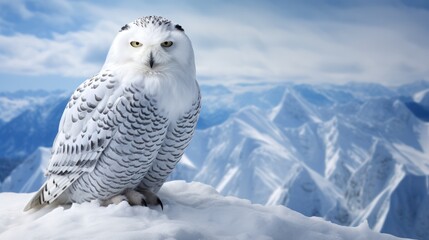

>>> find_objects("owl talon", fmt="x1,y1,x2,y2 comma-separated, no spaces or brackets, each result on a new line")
157,198,164,210
134,188,163,210
124,189,162,209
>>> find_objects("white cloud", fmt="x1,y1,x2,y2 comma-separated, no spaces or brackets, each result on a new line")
0,0,429,87
0,20,117,77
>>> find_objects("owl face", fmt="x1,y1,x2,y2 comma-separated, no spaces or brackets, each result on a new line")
104,16,195,78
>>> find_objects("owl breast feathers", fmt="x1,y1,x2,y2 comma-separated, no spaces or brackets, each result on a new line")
25,16,201,211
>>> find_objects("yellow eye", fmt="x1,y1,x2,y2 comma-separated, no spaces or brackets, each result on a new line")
161,41,173,47
130,41,142,47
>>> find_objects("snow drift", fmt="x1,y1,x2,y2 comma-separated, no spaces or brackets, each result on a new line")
0,181,403,240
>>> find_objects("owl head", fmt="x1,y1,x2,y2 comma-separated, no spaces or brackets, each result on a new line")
103,16,195,80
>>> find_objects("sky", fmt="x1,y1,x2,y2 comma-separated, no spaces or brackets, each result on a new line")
0,0,429,91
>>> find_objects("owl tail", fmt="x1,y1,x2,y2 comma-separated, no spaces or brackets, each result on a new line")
23,185,47,211
24,174,80,211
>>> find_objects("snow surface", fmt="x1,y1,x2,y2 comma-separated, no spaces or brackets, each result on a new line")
0,181,404,240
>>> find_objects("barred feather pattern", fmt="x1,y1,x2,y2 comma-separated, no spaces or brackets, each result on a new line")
24,69,201,210
138,94,201,193
66,89,170,203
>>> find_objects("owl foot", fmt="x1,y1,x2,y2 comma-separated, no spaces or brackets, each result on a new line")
124,189,163,210
100,195,128,206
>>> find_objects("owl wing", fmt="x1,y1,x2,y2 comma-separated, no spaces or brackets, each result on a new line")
24,71,121,211
138,86,201,192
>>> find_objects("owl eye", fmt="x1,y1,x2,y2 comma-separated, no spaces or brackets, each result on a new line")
130,41,142,47
161,41,173,47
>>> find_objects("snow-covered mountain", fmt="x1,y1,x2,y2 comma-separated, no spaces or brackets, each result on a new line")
0,90,67,181
0,147,51,193
1,81,429,239
0,90,65,123
184,82,429,239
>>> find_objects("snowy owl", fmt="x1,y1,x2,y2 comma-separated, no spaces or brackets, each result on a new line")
24,16,200,211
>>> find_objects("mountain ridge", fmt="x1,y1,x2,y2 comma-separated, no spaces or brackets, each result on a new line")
1,80,428,239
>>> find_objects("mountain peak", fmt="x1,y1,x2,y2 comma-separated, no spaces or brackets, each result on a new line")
0,147,51,193
271,88,321,128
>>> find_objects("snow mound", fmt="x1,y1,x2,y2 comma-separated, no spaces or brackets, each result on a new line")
0,181,402,240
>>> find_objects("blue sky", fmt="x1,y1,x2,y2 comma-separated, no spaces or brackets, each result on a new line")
0,0,429,91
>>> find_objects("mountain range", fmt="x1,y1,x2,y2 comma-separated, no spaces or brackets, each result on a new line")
1,81,429,239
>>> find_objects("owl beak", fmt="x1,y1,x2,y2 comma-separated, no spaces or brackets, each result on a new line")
149,52,155,68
